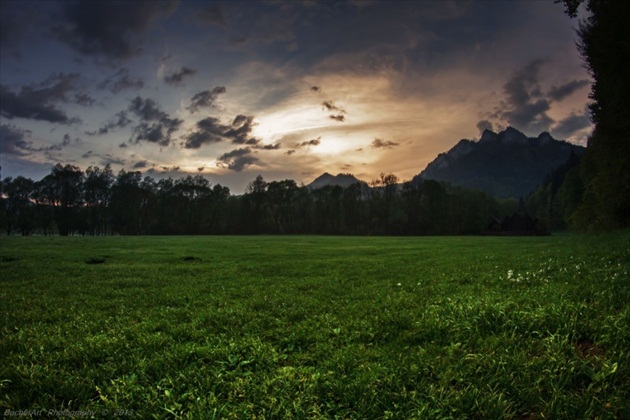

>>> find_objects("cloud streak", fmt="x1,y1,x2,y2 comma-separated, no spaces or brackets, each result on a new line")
371,138,399,149
184,117,225,149
86,111,132,136
299,137,321,147
187,86,226,113
548,79,590,101
164,66,197,85
99,68,144,93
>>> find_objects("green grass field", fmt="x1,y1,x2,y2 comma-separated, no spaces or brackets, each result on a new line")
1,233,629,418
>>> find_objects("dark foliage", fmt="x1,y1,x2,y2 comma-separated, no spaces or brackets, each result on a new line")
0,167,516,236
559,0,630,230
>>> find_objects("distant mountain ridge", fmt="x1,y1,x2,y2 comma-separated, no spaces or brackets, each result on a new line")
414,127,585,198
307,172,363,190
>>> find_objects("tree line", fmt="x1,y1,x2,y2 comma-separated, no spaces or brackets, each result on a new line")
0,164,518,236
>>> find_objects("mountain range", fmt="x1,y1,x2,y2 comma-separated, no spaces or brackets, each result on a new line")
308,127,585,199
413,127,584,198
308,172,363,190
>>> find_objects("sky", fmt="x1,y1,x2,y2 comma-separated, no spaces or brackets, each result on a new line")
0,0,592,193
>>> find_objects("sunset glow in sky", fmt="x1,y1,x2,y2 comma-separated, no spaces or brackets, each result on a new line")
0,0,592,192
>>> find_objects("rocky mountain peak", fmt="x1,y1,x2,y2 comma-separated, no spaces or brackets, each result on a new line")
500,127,529,145
415,128,585,198
480,129,498,143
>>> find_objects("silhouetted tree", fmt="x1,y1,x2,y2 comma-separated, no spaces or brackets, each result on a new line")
419,180,449,235
38,164,84,236
170,175,212,234
266,179,299,233
312,185,343,234
83,165,114,235
205,184,231,234
110,170,145,235
342,182,368,235
243,175,268,233
1,176,36,235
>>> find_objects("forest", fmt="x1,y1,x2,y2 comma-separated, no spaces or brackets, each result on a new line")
0,166,519,236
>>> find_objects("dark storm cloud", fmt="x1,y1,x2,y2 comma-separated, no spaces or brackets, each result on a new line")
164,66,197,86
128,96,183,146
498,60,554,133
329,114,345,122
371,138,399,149
129,96,166,121
0,74,88,124
310,86,321,92
285,149,296,155
299,137,321,147
132,122,181,146
184,117,226,149
548,80,590,102
0,1,50,58
1,124,78,155
183,114,263,149
99,68,144,93
82,150,125,166
187,86,226,113
0,85,69,123
197,4,228,27
133,160,148,169
217,147,258,172
260,143,281,150
55,0,179,59
224,115,260,145
552,112,591,139
0,124,31,155
86,111,132,136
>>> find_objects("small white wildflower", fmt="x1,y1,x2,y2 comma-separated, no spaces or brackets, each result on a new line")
397,283,402,287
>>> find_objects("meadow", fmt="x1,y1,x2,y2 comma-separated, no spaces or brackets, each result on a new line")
1,233,629,418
